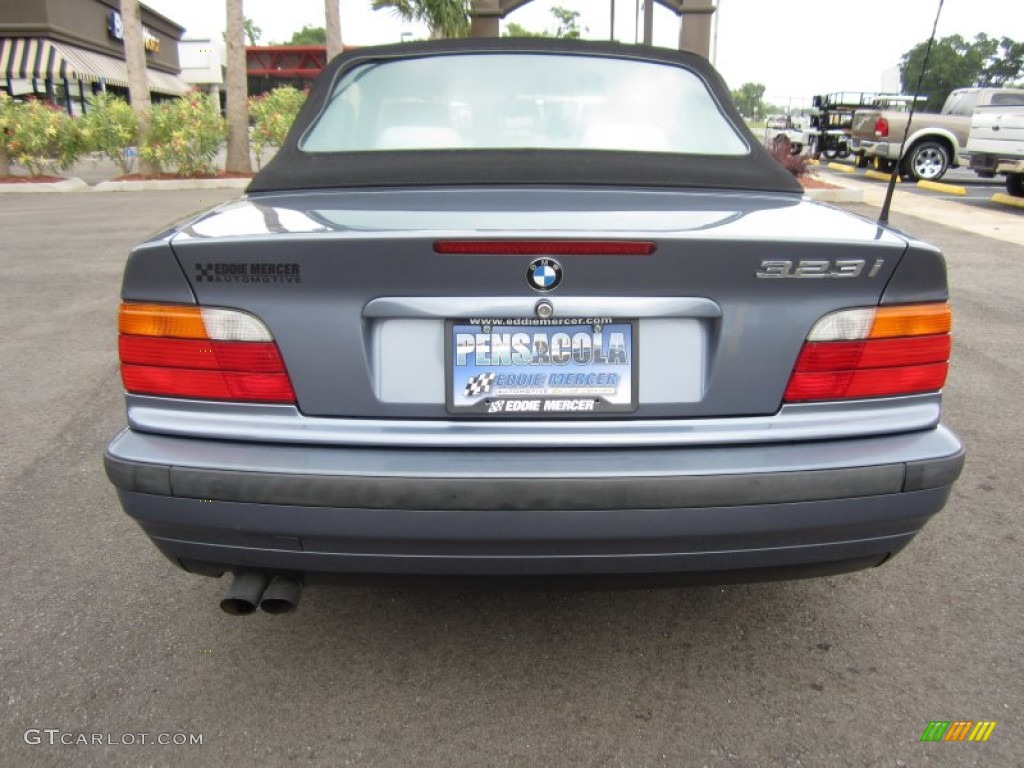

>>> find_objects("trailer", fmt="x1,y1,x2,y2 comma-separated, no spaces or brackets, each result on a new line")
808,92,897,160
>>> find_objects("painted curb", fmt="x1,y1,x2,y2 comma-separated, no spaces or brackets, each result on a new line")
916,179,967,196
991,192,1024,209
864,170,899,183
0,177,89,194
93,178,251,192
827,162,856,174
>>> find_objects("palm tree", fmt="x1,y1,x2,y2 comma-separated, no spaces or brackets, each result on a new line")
371,0,470,39
120,0,158,175
224,0,252,174
325,1,344,61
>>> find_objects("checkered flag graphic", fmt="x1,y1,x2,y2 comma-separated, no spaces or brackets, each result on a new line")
463,372,496,397
195,263,215,282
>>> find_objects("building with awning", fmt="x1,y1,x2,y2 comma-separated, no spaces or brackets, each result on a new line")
1,0,189,115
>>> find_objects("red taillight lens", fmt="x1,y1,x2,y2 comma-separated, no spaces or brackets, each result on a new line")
117,303,295,404
785,363,948,402
784,304,951,403
119,336,286,373
121,365,295,403
875,117,889,138
792,336,951,372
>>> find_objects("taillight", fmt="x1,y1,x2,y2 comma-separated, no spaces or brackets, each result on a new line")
118,303,295,404
784,303,951,403
874,117,889,138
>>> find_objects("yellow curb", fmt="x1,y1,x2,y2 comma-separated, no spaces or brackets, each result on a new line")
991,192,1024,209
807,158,820,166
916,179,967,195
827,163,856,173
864,170,899,182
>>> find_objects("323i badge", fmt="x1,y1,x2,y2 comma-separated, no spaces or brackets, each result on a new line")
447,318,637,415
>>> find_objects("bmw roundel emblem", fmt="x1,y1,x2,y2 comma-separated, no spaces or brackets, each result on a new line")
527,258,563,291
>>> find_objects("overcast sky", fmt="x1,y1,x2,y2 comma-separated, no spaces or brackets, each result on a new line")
143,0,1023,109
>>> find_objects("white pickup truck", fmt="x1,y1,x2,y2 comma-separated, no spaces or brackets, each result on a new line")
967,102,1024,196
764,114,810,155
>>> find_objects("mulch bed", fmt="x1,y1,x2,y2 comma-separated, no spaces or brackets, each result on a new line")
799,176,841,190
112,172,254,181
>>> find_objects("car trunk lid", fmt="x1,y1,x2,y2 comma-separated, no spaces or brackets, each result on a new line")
164,187,908,420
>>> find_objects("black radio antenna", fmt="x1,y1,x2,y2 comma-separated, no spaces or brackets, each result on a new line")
879,0,946,224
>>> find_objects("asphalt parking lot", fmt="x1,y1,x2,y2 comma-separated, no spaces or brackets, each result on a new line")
1,189,1021,767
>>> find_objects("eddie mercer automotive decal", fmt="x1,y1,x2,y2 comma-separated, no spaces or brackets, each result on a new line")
194,263,302,284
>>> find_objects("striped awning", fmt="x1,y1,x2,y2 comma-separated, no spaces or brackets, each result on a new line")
50,41,129,88
146,69,190,96
1,37,76,81
1,37,189,95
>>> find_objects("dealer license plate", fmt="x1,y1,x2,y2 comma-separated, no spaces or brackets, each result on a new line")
447,318,636,415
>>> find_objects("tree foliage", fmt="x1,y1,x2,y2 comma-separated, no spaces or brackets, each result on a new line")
243,18,262,45
249,86,307,169
550,6,584,39
900,33,1024,112
283,24,327,45
372,0,470,39
0,92,16,176
731,82,766,118
77,92,141,174
141,92,227,177
504,6,586,39
504,21,549,38
1,97,83,177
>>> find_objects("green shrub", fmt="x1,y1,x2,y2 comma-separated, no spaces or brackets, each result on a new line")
141,92,226,177
0,92,15,176
249,87,306,169
78,93,140,174
2,96,83,177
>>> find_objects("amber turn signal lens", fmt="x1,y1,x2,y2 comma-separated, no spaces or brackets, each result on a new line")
869,303,951,339
118,303,207,339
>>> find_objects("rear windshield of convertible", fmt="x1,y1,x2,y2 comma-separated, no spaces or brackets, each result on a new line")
300,53,748,155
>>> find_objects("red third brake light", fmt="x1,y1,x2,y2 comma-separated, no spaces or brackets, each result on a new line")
434,240,656,255
117,303,295,404
784,304,951,403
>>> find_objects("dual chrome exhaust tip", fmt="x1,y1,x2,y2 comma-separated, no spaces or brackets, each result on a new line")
219,572,302,616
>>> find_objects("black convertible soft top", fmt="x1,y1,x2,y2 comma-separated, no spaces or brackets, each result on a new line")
248,38,802,195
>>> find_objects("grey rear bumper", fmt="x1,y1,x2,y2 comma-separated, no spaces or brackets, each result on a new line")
105,426,963,579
